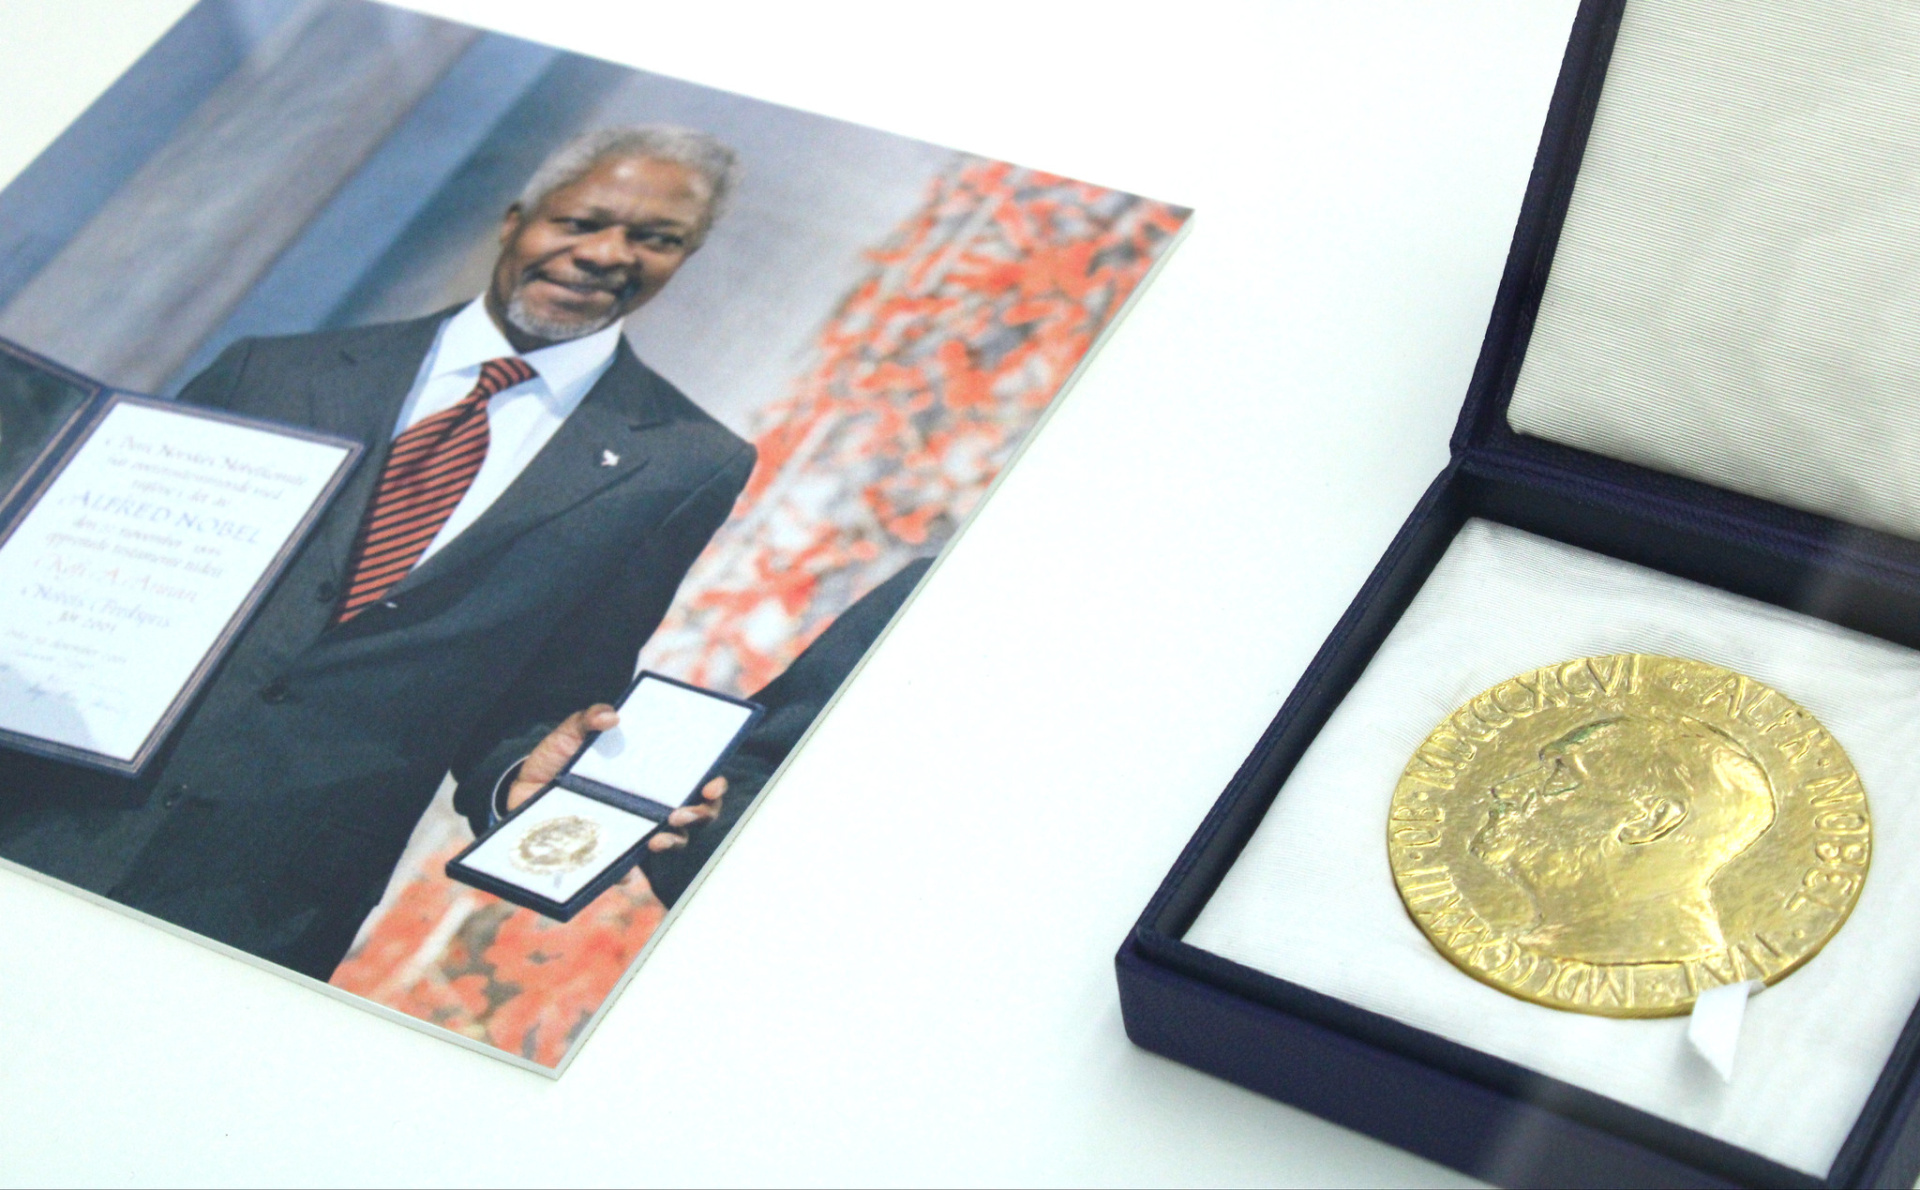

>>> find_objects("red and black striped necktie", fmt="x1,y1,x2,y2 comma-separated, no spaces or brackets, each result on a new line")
334,356,535,622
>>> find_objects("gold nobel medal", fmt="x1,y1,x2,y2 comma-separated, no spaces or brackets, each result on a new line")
511,814,603,876
1388,655,1868,1017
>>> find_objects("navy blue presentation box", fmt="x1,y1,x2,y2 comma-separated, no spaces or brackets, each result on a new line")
1117,3,1920,1187
447,670,762,922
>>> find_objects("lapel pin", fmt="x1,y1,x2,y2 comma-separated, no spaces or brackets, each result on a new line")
599,449,620,468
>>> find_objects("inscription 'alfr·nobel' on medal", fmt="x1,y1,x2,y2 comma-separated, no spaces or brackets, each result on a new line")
1388,654,1869,1018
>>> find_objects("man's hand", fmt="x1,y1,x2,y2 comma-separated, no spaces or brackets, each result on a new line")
503,704,727,849
647,776,725,852
504,703,619,813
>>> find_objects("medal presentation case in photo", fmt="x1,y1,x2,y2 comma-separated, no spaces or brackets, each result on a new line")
448,671,762,922
1119,1,1920,1186
0,338,359,775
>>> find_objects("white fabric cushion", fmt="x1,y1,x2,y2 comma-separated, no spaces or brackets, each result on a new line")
1507,0,1920,542
1187,520,1920,1177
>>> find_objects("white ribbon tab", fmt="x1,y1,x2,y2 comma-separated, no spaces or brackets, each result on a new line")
1688,980,1763,1082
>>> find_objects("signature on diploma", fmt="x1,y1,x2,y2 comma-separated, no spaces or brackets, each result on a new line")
11,672,125,716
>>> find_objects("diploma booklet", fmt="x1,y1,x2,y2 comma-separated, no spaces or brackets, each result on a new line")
449,672,763,921
0,339,359,774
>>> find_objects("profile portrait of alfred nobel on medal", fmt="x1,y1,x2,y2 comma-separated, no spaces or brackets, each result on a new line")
1468,716,1777,964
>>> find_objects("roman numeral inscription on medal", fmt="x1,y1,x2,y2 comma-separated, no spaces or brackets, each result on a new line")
1399,869,1519,975
1398,656,1636,791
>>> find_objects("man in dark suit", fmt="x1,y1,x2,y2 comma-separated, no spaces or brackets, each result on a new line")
0,125,753,981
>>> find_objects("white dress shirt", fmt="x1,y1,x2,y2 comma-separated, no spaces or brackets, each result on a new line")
390,297,623,566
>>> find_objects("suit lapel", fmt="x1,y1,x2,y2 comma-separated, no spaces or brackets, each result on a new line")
385,345,673,597
305,312,447,444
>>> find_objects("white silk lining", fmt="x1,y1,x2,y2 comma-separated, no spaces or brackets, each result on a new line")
1186,521,1920,1177
1508,0,1920,543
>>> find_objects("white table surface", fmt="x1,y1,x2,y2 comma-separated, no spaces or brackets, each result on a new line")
0,1,1577,1184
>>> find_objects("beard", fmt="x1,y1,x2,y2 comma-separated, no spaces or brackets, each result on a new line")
503,284,624,343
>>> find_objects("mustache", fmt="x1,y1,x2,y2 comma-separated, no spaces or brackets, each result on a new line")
518,262,640,303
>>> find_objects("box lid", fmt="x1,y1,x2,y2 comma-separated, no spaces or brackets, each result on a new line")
1455,0,1920,559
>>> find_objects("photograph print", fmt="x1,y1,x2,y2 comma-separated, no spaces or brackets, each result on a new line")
0,0,1189,1072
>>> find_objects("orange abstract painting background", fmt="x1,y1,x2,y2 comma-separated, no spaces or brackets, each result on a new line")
330,159,1186,1067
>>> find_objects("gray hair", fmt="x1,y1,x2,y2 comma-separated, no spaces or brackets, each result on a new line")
516,125,740,245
